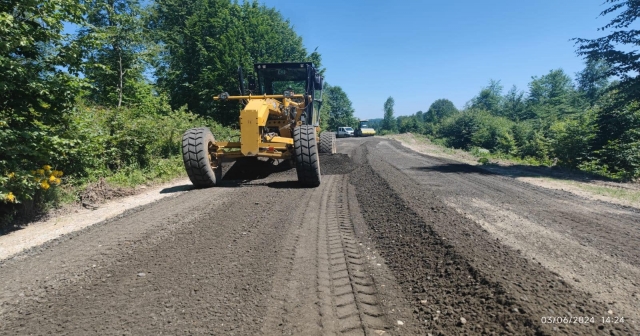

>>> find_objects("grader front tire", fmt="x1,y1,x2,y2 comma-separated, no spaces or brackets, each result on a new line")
319,131,337,154
294,125,321,187
182,127,221,188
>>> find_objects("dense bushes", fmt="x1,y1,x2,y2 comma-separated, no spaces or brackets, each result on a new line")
1,91,236,225
392,69,640,180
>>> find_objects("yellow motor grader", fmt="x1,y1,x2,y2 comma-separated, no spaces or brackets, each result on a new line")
181,62,336,188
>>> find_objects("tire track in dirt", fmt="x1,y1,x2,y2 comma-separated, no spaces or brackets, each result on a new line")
260,174,389,336
327,175,387,335
347,139,636,335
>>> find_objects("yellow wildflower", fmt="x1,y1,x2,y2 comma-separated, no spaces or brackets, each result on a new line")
43,165,52,171
40,181,50,190
5,192,15,203
7,172,15,179
36,169,44,175
49,175,56,183
53,177,62,185
53,170,63,178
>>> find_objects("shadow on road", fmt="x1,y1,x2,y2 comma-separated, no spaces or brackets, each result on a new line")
411,163,494,175
160,185,194,194
221,158,293,183
265,181,303,189
410,162,623,185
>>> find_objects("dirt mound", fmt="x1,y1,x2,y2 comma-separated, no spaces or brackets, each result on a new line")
79,178,136,205
320,153,357,175
348,142,635,335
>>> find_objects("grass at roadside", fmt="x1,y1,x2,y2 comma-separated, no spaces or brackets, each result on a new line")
543,178,640,204
105,156,185,188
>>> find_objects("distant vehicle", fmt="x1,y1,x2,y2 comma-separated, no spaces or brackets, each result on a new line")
337,127,354,138
355,120,376,137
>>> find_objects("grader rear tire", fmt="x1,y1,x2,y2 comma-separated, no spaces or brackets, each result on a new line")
294,125,321,187
319,131,337,154
182,127,221,188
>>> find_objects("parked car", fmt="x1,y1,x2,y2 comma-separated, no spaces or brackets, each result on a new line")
337,127,355,138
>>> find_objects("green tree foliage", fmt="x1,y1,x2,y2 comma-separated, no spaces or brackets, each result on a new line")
470,80,503,115
548,111,596,168
389,59,640,177
574,0,640,104
322,83,357,131
382,97,396,132
502,86,527,121
576,59,610,105
527,69,584,119
425,99,458,123
397,115,424,134
149,0,316,125
439,110,514,153
1,0,85,203
586,93,640,179
77,0,150,107
573,0,640,179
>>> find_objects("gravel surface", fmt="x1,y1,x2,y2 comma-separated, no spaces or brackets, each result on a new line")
0,137,637,335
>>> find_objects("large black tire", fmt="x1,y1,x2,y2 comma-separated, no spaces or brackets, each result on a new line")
182,127,221,188
319,131,337,154
293,125,321,187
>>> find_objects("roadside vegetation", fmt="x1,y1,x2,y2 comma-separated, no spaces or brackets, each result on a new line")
376,1,640,182
0,0,357,228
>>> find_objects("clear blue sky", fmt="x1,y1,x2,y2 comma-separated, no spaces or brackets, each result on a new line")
260,0,610,119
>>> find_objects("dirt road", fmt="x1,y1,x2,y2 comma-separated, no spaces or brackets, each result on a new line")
1,137,638,335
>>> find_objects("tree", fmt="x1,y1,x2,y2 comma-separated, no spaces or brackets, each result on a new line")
502,85,527,121
527,69,582,118
0,0,85,171
425,99,458,123
574,0,640,104
77,0,149,108
150,0,317,125
576,58,611,105
382,97,396,132
323,84,357,131
470,80,503,115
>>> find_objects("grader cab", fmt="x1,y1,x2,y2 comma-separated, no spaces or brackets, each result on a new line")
181,62,336,188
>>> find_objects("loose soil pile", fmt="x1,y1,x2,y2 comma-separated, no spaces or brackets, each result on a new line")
348,140,635,335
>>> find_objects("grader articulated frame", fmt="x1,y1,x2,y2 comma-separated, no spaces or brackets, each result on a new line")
181,62,336,188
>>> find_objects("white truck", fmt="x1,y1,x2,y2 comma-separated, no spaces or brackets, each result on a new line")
337,127,355,138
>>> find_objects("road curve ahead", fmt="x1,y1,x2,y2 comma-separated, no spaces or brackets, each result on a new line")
1,137,638,335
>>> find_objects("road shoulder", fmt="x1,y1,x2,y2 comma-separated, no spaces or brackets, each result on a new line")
0,177,193,261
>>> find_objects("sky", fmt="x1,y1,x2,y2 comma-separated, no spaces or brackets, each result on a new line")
259,0,612,119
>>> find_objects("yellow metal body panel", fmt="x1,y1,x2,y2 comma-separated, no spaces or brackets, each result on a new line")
264,134,294,145
215,94,305,100
240,99,280,156
210,93,316,162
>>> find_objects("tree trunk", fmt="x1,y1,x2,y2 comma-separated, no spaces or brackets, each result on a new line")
118,52,123,108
